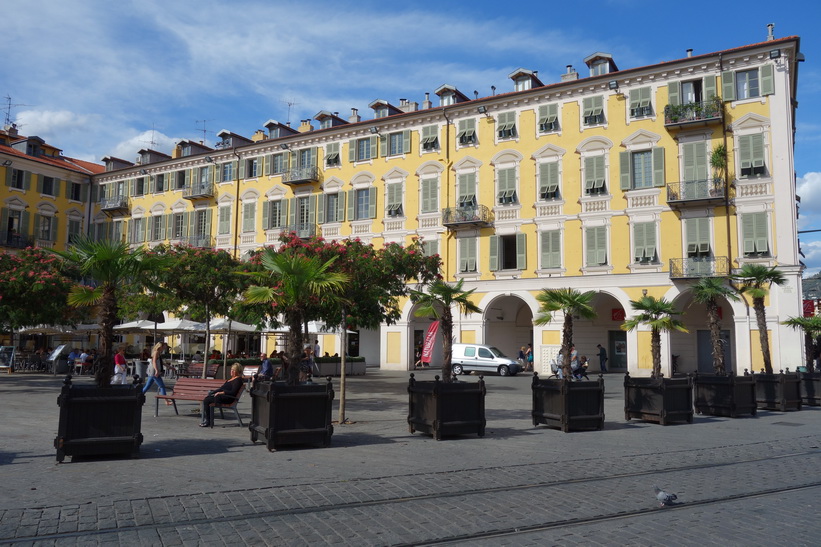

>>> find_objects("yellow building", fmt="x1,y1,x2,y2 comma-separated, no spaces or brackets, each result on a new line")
90,33,804,375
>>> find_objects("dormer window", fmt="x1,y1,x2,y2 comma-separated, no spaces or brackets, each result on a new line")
440,92,455,106
514,76,531,91
180,144,192,157
590,59,609,76
374,106,388,118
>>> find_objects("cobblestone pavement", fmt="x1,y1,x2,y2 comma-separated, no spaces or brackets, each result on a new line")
1,370,820,545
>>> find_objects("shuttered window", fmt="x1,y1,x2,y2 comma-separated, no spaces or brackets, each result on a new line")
633,222,658,263
585,226,607,266
420,177,438,213
386,182,403,217
686,218,711,256
459,237,478,272
582,96,604,125
242,202,256,232
737,134,766,177
539,162,560,199
722,65,775,102
218,205,231,235
489,233,526,271
496,168,517,204
584,156,606,194
457,172,477,207
422,239,439,257
456,119,476,145
538,104,558,133
540,230,561,269
619,148,664,190
421,125,439,150
263,200,286,229
742,212,770,256
325,143,340,166
629,87,652,118
497,111,517,139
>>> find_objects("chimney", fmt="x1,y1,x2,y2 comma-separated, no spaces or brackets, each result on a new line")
349,108,361,123
422,93,432,110
298,119,314,133
561,65,578,82
686,48,693,57
767,23,775,41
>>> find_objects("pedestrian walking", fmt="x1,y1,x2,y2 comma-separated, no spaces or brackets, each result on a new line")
597,343,608,373
142,341,168,398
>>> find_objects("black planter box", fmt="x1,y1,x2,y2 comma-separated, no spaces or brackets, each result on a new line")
624,374,693,425
754,372,802,411
693,372,757,417
800,372,821,406
408,373,486,440
54,377,145,463
248,377,334,451
532,374,604,432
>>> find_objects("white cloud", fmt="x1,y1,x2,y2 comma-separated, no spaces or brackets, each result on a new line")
108,131,179,162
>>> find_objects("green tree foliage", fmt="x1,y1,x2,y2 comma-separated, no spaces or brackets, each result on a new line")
733,264,786,374
534,288,597,378
622,295,688,378
690,277,739,374
782,315,821,372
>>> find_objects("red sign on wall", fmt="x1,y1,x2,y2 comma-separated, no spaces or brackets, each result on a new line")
611,308,625,321
804,299,815,317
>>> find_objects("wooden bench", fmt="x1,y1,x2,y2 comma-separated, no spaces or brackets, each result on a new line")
179,363,220,378
154,378,246,426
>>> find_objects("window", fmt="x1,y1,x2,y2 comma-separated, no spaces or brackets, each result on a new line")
584,156,607,195
271,153,288,174
264,200,286,229
41,176,56,196
135,177,146,196
538,104,558,133
721,65,774,101
514,76,531,92
457,172,477,208
489,233,526,271
384,131,410,156
243,202,256,232
420,177,438,213
458,237,477,272
742,212,770,257
737,134,766,177
325,143,340,167
194,210,209,237
10,169,26,189
218,205,231,235
538,162,560,200
67,219,81,244
619,148,664,190
629,87,652,118
386,182,403,217
175,170,187,189
246,158,259,178
374,105,388,118
496,168,517,205
583,96,604,126
347,188,376,220
540,231,561,269
497,112,517,140
356,189,370,219
682,142,709,182
70,182,82,201
349,136,378,162
633,222,658,263
131,218,145,243
456,119,477,145
111,221,124,242
585,226,607,266
686,217,711,257
36,215,56,241
422,239,439,257
220,162,234,182
421,125,439,151
150,215,164,241
154,174,165,193
318,193,344,224
171,213,185,239
296,148,316,169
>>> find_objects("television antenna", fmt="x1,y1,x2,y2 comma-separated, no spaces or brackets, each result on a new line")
141,122,161,149
282,98,299,125
3,95,31,128
195,119,213,145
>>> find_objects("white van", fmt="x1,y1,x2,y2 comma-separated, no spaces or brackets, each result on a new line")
451,343,521,376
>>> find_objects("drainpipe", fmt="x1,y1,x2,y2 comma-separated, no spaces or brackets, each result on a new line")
719,53,733,272
442,107,453,281
232,148,241,258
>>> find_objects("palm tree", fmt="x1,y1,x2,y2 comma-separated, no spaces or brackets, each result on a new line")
690,277,739,374
782,315,821,372
733,264,786,374
622,295,688,378
244,249,348,385
51,236,166,387
533,288,597,379
410,279,482,382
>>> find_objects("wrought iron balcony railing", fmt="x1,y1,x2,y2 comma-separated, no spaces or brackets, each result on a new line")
100,195,129,211
183,182,215,199
664,98,723,128
185,235,214,248
442,204,493,228
669,256,730,279
282,166,320,185
0,231,33,249
278,223,319,239
667,178,727,206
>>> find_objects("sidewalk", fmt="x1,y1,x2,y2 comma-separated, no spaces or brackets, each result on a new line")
1,370,820,545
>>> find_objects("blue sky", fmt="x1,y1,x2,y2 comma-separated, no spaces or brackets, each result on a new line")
4,0,821,273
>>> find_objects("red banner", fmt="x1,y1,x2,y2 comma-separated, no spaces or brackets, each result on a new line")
804,299,815,318
421,321,439,363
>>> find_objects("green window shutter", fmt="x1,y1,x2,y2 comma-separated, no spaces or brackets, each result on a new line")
721,71,736,102
754,212,769,253
147,175,154,194
23,171,31,191
308,195,316,224
738,134,752,170
760,64,775,96
703,75,717,100
459,239,468,272
336,191,346,221
468,238,477,271
488,235,499,271
370,136,378,159
596,226,607,264
262,201,270,229
595,156,605,188
244,203,256,232
379,134,388,157
684,143,698,181
55,179,63,198
347,189,354,221
0,208,7,234
620,151,631,190
367,187,377,218
629,90,641,111
36,174,43,193
348,140,356,163
541,231,561,269
516,232,527,270
204,209,213,236
403,130,411,153
263,155,271,176
633,223,645,261
584,157,595,190
751,134,765,168
238,160,245,180
742,214,756,254
288,197,296,226
3,168,10,187
585,227,596,266
20,210,30,237
646,223,657,261
215,165,223,183
218,207,228,234
652,147,665,187
184,169,191,187
668,82,681,107
316,195,326,224
421,178,432,212
582,97,593,116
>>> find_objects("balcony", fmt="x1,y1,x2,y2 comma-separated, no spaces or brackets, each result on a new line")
183,182,214,200
0,231,33,249
442,204,493,229
282,166,320,185
667,178,726,208
664,98,723,129
279,223,319,239
100,195,129,212
669,256,730,279
185,235,214,248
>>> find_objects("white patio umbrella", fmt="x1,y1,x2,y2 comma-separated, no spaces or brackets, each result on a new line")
144,319,206,359
207,318,259,333
114,319,156,332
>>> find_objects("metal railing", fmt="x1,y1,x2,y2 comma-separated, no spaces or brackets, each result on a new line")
182,182,214,199
278,223,318,239
667,178,726,203
100,196,129,210
442,204,493,228
185,235,214,248
282,166,320,185
664,98,723,127
0,231,33,249
669,256,730,279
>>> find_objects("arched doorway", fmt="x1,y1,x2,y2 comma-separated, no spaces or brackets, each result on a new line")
483,295,533,361
585,293,628,372
672,290,736,374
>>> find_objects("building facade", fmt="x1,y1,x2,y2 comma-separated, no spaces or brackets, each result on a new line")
22,33,805,375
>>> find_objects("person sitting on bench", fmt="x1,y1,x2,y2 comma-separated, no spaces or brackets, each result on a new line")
199,364,244,427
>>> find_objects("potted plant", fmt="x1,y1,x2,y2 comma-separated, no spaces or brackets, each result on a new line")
244,249,348,449
782,315,821,406
690,277,756,417
709,144,727,197
622,295,693,425
733,265,800,410
531,288,604,432
408,279,486,440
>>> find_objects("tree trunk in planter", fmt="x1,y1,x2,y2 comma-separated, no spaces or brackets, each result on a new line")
248,376,334,451
407,373,486,440
623,373,693,425
54,376,145,463
799,372,821,406
754,371,802,411
693,372,757,417
532,373,604,432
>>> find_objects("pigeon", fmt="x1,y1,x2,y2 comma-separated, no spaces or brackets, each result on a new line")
654,485,678,507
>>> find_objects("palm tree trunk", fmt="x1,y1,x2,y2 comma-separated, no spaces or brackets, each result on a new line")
287,312,303,385
96,284,117,387
441,309,453,382
651,328,661,378
561,314,574,379
753,297,773,373
706,300,724,374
